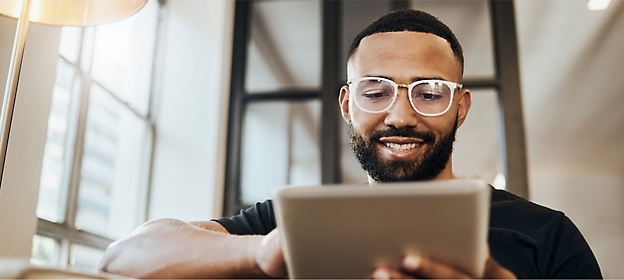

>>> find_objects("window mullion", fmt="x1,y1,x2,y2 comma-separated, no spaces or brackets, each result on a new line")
462,78,499,89
71,230,114,251
36,219,71,242
243,91,320,101
64,27,95,232
489,0,529,198
59,238,71,269
143,1,167,222
320,0,341,184
223,0,252,217
90,80,150,122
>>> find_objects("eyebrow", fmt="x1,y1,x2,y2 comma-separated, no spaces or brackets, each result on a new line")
363,75,449,83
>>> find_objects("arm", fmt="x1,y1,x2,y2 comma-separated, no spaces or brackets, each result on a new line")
98,219,286,278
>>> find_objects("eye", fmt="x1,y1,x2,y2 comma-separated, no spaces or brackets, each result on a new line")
414,92,443,101
363,90,391,99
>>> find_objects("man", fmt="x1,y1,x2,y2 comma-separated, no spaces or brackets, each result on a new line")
99,9,601,279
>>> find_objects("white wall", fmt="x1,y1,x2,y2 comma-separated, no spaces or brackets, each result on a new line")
0,19,60,257
516,1,624,277
148,0,234,221
530,173,624,277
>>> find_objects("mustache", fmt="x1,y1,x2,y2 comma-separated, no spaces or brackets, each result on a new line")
370,127,436,143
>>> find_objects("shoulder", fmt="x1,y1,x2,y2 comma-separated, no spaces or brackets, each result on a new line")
213,200,276,235
490,188,565,233
489,187,582,248
488,188,602,278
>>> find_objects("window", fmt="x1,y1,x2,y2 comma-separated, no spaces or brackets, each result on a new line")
240,0,323,205
224,0,342,215
33,0,160,270
224,0,528,215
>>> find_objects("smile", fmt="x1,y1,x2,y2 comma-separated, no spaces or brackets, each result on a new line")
378,136,426,154
383,142,421,151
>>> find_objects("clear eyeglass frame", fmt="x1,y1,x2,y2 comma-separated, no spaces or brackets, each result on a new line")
347,77,463,117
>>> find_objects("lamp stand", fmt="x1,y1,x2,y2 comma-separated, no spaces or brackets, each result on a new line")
0,0,31,189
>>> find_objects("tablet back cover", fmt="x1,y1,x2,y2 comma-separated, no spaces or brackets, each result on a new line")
274,180,490,279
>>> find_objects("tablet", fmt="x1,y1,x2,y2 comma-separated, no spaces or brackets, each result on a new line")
272,179,491,279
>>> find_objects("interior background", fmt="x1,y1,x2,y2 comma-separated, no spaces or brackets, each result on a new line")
0,0,622,277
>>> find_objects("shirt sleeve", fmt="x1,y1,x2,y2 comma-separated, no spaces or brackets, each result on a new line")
213,200,277,235
542,215,603,279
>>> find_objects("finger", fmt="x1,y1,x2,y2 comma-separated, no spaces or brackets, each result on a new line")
402,255,471,279
484,256,516,279
372,267,413,279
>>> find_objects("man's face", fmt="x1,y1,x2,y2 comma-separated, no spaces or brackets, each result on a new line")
339,32,471,183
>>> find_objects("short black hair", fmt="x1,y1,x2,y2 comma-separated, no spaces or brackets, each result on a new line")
348,9,464,73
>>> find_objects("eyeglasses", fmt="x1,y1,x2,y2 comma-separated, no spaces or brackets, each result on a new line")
347,77,463,116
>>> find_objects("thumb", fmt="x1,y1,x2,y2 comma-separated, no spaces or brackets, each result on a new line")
484,255,516,279
255,229,288,278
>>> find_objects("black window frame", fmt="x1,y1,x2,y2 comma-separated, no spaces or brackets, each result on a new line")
223,0,528,216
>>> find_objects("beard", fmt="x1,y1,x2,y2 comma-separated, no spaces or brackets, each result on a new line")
348,117,458,183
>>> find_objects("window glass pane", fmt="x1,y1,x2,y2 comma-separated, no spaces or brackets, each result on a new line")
58,27,82,64
75,84,149,240
340,0,391,81
340,2,494,81
91,0,159,115
245,0,322,93
410,0,496,80
241,100,322,204
453,89,505,188
31,235,61,267
37,59,80,223
69,244,104,271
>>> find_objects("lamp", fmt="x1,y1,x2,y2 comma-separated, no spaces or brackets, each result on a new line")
0,0,147,188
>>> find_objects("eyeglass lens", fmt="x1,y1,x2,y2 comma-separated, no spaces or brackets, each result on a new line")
353,79,452,115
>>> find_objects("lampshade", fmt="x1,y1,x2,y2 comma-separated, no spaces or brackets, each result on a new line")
0,0,147,26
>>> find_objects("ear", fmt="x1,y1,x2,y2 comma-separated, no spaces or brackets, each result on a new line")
456,89,472,128
338,85,351,124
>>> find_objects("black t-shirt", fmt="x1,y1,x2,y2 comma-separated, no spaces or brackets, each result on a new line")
215,188,602,278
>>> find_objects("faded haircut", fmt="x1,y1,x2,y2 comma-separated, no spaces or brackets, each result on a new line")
348,9,464,73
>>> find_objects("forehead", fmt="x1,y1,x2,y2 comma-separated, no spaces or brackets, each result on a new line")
348,31,461,82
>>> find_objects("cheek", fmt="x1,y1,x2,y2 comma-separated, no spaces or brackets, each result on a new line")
426,98,461,132
427,114,457,137
349,106,385,136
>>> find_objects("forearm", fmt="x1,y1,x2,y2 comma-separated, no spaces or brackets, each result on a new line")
99,218,266,278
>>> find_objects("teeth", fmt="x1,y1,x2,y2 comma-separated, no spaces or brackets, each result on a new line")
385,142,420,151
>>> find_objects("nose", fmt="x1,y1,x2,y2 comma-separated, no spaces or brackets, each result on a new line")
384,87,419,129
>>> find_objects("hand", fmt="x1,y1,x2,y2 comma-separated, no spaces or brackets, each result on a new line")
372,253,516,279
254,229,288,278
